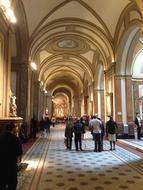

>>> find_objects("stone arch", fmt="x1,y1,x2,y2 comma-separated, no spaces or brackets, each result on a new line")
116,24,141,75
115,22,142,123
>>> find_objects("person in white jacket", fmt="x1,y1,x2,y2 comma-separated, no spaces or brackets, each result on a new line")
89,115,102,152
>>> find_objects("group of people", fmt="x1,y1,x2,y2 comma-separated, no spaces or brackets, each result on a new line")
64,115,118,152
30,116,54,139
0,112,142,190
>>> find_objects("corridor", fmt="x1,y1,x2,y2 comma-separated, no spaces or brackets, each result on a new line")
18,124,143,190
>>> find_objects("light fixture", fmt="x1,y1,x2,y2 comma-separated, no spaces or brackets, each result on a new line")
40,81,43,87
30,62,37,70
0,0,17,23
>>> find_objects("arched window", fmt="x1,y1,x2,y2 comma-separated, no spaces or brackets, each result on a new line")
132,49,143,78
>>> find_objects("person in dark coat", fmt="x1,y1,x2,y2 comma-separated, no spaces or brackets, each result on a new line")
0,122,23,190
39,117,45,137
73,118,84,151
44,116,52,135
65,117,74,150
31,116,38,139
134,112,142,140
106,116,117,150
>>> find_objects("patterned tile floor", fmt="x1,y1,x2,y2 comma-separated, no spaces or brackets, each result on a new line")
118,139,143,151
17,125,143,190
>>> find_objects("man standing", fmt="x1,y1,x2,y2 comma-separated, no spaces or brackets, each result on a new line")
0,122,23,190
134,112,142,140
65,117,74,150
31,116,38,139
89,115,102,152
73,117,83,151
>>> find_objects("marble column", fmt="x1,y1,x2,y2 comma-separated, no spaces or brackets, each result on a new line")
114,76,123,122
93,89,98,115
32,81,41,118
17,62,28,121
84,95,89,115
126,76,133,122
93,89,104,119
38,89,45,119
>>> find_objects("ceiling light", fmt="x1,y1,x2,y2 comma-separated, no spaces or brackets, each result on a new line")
40,81,43,87
1,0,10,9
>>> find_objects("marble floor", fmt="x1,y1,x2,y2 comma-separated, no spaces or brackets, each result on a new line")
17,125,143,190
118,139,143,151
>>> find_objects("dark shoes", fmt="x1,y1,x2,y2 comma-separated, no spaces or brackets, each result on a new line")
110,147,115,151
76,148,82,151
94,149,101,152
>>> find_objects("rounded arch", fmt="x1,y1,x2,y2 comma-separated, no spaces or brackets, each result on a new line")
116,23,142,75
29,19,114,69
39,54,94,83
44,71,83,91
14,1,29,61
51,84,74,98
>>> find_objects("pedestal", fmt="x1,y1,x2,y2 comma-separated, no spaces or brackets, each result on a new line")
0,117,23,136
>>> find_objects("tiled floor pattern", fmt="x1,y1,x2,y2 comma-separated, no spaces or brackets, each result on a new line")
18,125,143,190
17,135,51,190
119,139,143,151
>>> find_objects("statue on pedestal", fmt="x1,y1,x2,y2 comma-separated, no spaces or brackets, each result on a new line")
9,95,17,117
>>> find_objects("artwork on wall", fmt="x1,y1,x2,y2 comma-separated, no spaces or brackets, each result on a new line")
53,98,68,118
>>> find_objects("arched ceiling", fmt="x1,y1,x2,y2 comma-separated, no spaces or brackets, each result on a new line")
21,0,131,37
20,0,140,97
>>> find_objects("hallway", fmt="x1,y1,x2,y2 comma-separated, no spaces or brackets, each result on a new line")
18,125,143,190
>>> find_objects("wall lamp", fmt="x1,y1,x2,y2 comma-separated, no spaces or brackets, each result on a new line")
30,62,37,71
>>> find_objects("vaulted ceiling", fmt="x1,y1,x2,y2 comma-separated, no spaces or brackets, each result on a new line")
20,0,141,98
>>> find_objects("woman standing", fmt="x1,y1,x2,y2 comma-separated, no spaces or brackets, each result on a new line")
106,116,117,150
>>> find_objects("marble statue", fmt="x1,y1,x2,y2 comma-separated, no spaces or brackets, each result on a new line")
9,95,17,117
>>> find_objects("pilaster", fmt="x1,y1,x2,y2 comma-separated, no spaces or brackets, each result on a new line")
17,62,28,120
126,76,133,122
114,76,122,122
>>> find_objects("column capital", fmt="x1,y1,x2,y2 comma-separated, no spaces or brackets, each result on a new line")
115,75,132,80
104,62,116,75
94,88,104,92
